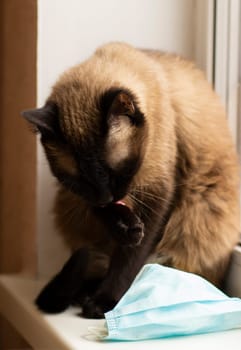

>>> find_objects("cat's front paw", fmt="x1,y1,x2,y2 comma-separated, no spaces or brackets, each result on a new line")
81,295,117,319
96,202,145,246
115,218,144,246
35,285,71,314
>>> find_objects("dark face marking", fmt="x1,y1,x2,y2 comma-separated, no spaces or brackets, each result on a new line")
22,88,146,207
50,142,141,206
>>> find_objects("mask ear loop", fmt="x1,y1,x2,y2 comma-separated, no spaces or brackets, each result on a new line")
83,324,108,341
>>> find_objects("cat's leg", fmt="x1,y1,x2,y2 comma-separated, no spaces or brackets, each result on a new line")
36,247,111,313
35,248,90,313
81,242,152,318
82,191,173,318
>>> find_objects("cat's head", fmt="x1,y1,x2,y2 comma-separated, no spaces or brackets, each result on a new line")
22,86,147,207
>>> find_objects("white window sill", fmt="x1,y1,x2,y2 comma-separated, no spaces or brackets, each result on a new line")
0,249,241,350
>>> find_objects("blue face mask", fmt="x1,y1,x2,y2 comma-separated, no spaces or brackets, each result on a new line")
91,264,241,341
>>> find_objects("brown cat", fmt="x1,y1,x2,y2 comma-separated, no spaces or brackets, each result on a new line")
23,42,240,318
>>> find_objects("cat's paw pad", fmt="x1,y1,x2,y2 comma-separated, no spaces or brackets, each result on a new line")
116,219,144,246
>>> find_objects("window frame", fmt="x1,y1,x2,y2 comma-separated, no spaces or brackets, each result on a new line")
214,0,240,145
194,0,241,296
194,0,240,143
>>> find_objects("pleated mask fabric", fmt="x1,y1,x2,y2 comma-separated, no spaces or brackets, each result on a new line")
101,264,241,341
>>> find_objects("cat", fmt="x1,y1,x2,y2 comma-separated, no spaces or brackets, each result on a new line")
23,42,240,319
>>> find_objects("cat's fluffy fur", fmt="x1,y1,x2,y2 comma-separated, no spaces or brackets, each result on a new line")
24,42,240,318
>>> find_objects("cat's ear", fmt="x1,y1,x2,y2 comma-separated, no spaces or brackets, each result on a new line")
108,91,135,118
107,91,144,129
21,102,58,135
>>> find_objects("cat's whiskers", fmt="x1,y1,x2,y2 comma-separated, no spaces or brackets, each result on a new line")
133,188,170,204
129,193,161,218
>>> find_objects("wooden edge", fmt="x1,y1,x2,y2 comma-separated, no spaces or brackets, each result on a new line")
0,0,37,348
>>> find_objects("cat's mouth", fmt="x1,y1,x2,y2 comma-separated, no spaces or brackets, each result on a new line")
100,200,126,208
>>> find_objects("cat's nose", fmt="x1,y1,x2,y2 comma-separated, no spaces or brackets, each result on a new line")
98,193,114,207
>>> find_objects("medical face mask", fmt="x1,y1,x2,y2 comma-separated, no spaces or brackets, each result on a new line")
89,264,241,341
